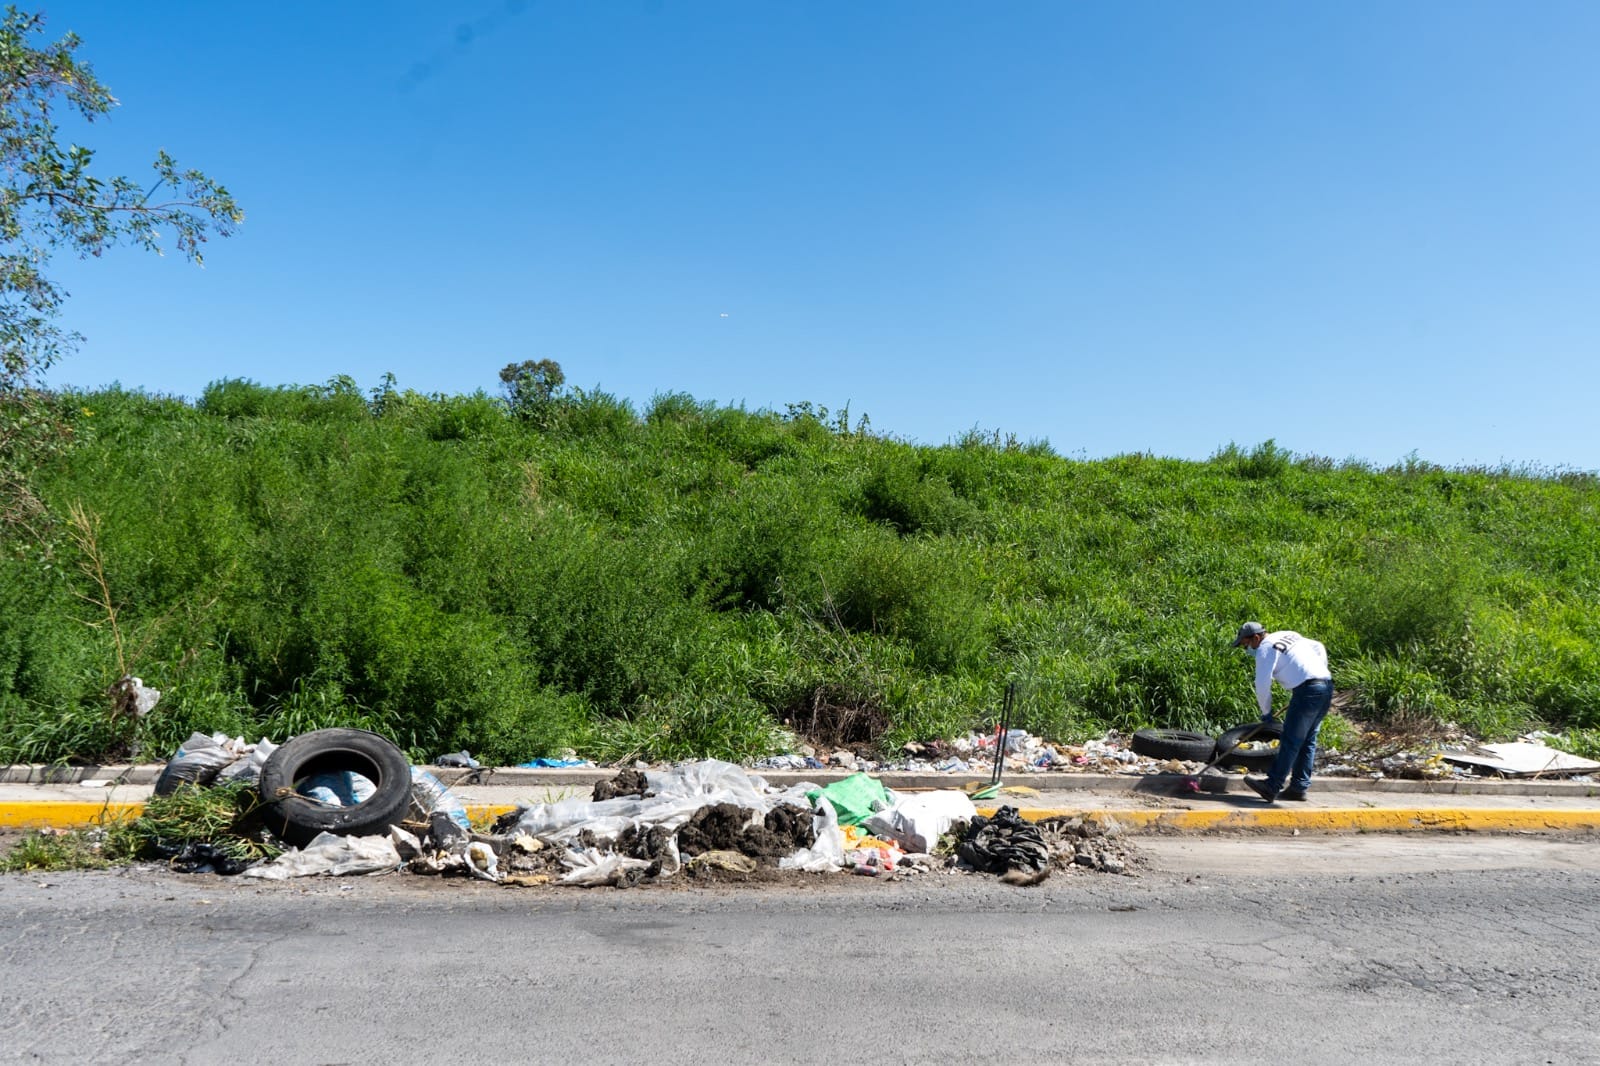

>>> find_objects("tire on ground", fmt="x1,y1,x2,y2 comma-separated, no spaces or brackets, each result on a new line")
1212,721,1285,772
257,728,412,847
1129,728,1217,762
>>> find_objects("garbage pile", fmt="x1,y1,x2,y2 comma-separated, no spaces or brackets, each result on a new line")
146,728,1139,887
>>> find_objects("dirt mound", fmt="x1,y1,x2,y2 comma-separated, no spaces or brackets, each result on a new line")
675,803,815,862
592,769,652,801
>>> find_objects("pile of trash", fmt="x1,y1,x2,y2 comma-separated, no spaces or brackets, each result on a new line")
146,728,1138,888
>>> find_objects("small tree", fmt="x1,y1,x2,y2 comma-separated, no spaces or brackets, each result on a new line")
498,358,565,420
0,7,242,534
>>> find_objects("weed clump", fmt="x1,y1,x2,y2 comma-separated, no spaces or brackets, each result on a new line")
118,783,281,867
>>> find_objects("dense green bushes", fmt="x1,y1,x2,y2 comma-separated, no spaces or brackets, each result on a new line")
2,379,1597,765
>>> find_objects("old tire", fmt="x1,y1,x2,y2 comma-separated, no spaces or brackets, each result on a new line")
1213,721,1284,772
1129,728,1216,762
257,728,412,847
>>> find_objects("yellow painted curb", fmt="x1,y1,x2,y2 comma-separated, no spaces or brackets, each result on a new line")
0,802,144,829
0,802,524,830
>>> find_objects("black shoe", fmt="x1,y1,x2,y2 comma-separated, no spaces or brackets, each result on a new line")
1279,789,1308,801
1245,777,1277,803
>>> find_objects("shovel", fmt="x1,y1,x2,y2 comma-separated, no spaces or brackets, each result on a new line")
1181,719,1273,794
968,682,1015,801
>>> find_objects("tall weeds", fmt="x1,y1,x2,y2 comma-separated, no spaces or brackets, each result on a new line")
2,380,1597,764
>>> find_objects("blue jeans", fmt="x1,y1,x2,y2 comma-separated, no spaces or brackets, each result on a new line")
1264,678,1333,794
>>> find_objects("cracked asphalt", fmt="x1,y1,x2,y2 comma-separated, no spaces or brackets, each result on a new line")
2,836,1598,1065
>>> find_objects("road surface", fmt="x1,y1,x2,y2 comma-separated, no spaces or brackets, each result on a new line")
2,835,1596,1064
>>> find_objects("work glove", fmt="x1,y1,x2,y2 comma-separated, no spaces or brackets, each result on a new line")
1260,712,1276,725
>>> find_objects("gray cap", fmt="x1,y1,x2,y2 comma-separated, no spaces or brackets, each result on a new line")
1232,621,1266,647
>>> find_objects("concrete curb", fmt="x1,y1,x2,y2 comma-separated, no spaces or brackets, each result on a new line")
7,800,1600,835
3,764,1597,797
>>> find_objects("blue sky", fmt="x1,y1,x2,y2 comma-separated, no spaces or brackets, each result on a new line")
37,1,1600,470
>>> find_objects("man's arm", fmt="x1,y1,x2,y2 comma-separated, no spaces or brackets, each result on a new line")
1255,649,1277,719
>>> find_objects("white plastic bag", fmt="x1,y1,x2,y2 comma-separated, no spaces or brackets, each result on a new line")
780,797,846,872
863,790,976,854
216,738,278,786
410,767,471,829
242,833,401,880
464,841,500,882
559,846,655,887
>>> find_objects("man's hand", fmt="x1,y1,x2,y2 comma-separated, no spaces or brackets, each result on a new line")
1260,712,1276,725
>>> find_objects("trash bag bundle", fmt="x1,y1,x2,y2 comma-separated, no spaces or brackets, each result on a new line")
956,805,1050,874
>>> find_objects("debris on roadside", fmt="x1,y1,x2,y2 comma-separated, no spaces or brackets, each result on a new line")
1438,741,1600,778
435,750,481,770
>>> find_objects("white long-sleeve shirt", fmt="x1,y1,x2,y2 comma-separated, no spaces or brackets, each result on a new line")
1252,631,1331,717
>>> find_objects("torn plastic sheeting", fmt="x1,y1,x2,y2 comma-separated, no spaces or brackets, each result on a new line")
506,759,809,850
559,847,656,887
241,832,402,880
863,790,976,854
780,797,846,872
804,772,894,828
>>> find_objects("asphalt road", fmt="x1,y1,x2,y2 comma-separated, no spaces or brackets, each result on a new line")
2,836,1598,1065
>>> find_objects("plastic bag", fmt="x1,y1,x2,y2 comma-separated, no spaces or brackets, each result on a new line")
410,767,471,829
241,833,401,880
215,738,279,786
464,841,500,882
154,733,242,795
559,847,655,887
780,797,846,872
863,790,976,853
805,772,893,827
296,771,375,806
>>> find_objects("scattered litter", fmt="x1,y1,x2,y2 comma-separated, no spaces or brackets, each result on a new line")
518,758,591,768
106,675,161,719
501,874,550,888
1440,742,1600,777
435,750,481,770
242,833,402,880
559,847,656,888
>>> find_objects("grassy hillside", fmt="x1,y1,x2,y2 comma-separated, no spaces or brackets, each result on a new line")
3,378,1597,765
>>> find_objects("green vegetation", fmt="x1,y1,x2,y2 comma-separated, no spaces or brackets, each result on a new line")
0,784,274,872
0,826,119,872
2,378,1597,766
118,782,280,865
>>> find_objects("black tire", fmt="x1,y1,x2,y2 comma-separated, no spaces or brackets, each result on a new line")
1129,728,1216,762
257,728,412,847
1212,721,1284,772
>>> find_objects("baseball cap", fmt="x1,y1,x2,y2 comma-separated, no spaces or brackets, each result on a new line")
1232,621,1266,647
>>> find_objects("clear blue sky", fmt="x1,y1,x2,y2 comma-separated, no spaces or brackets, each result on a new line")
38,1,1600,470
